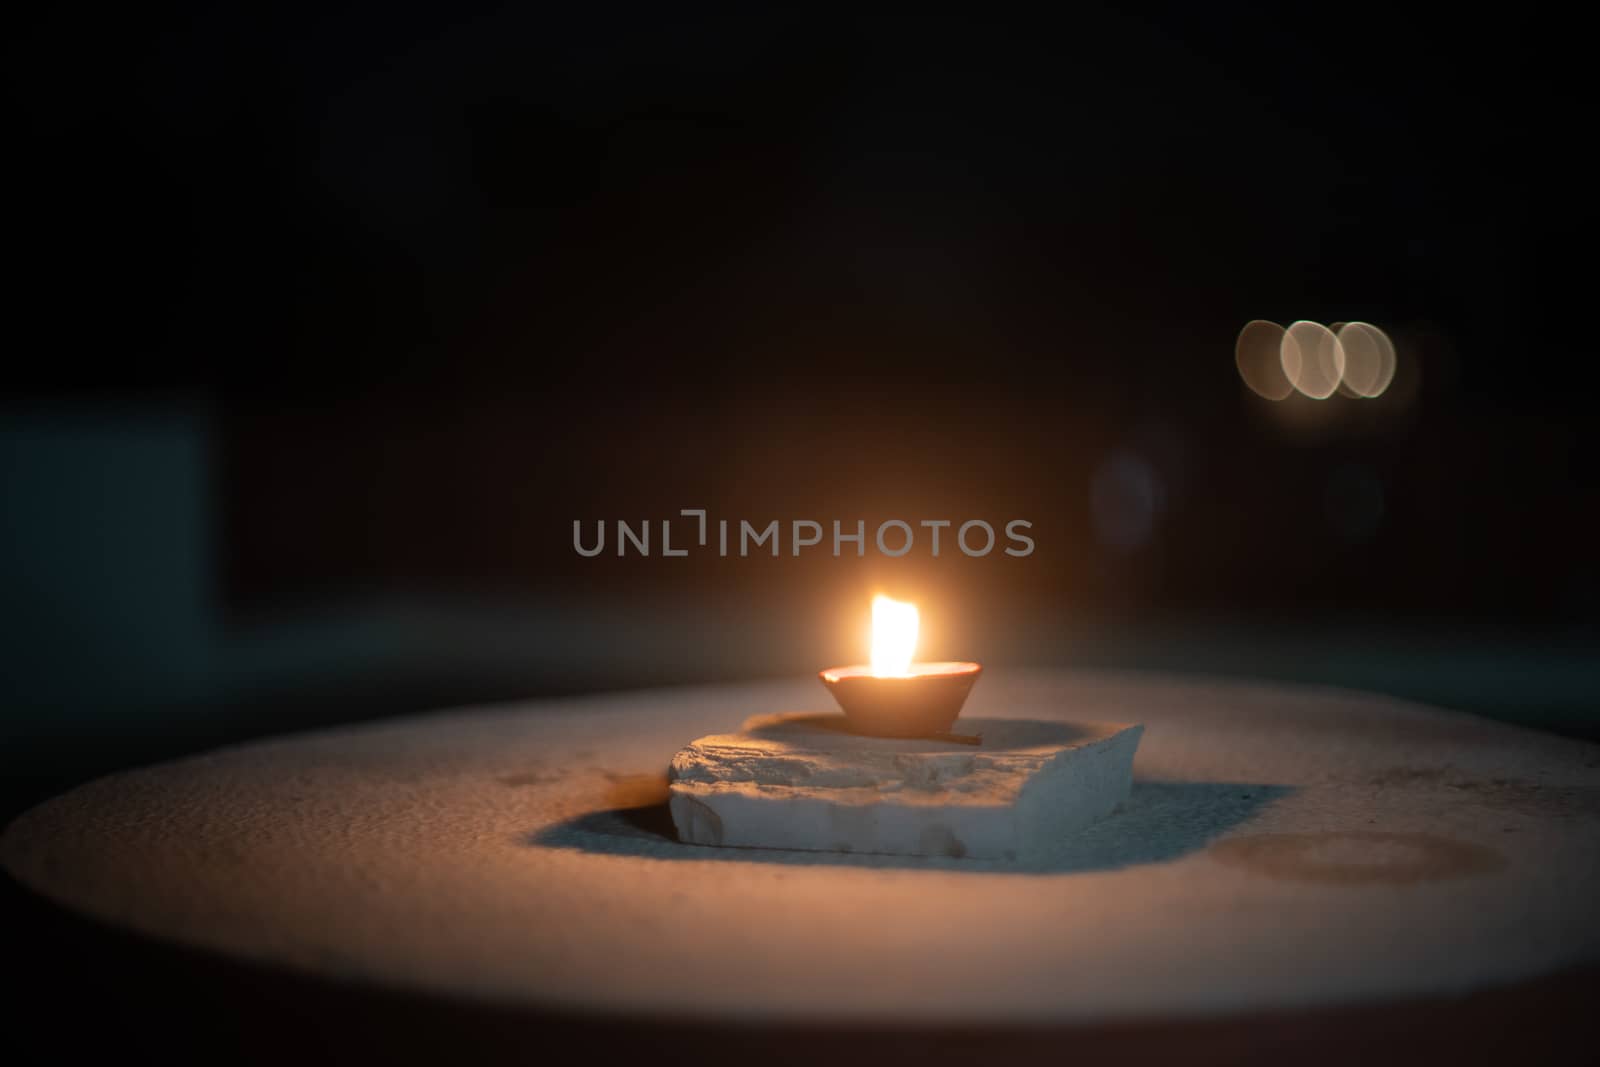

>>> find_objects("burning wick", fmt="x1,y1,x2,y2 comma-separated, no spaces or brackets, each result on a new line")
819,595,983,742
870,594,919,677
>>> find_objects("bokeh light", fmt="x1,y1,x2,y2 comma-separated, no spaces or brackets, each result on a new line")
1237,319,1400,405
1235,319,1293,400
1334,321,1396,397
1091,449,1165,551
1281,320,1345,399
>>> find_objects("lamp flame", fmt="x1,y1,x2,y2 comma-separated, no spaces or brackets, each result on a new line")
870,595,919,677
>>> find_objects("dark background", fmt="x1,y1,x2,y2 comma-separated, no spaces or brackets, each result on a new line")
4,5,1596,812
4,7,1599,1064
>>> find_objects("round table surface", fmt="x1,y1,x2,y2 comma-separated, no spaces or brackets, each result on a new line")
5,669,1599,1025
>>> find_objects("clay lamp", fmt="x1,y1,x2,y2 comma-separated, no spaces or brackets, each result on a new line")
818,595,983,743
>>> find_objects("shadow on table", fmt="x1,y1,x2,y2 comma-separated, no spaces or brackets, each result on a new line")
528,779,1294,874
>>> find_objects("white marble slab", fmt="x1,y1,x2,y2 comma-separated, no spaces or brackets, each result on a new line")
670,713,1142,858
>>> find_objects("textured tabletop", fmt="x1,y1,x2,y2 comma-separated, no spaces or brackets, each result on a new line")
4,669,1599,1024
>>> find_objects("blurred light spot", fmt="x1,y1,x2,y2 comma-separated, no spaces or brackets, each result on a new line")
1091,450,1164,551
1324,464,1385,542
1235,320,1293,400
1281,320,1345,399
1130,419,1187,508
1331,322,1357,397
1335,321,1397,397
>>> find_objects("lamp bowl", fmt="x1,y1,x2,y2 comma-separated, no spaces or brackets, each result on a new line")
817,662,982,738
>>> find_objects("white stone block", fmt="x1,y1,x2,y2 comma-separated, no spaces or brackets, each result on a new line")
668,713,1143,859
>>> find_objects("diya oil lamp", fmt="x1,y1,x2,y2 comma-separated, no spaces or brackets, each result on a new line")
818,595,983,742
